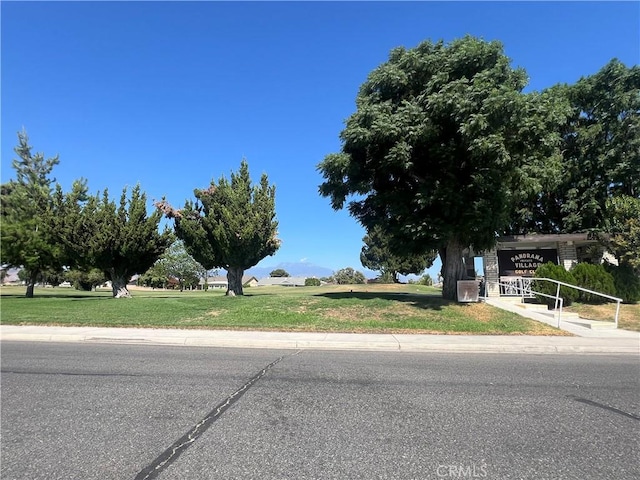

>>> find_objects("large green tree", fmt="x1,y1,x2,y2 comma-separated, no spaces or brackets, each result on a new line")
0,130,66,297
56,184,173,297
511,60,640,235
157,160,280,296
153,240,206,291
360,225,436,283
559,60,640,232
318,36,567,300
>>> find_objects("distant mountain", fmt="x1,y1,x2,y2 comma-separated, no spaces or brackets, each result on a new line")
246,262,335,279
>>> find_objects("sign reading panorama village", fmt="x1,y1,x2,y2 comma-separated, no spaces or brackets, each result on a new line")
497,249,558,277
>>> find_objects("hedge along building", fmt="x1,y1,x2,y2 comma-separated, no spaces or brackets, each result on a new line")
481,233,613,297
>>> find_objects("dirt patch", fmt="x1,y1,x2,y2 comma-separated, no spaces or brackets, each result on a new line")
455,303,495,322
321,305,374,321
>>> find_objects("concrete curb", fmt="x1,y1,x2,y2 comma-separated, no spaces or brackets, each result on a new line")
1,326,638,355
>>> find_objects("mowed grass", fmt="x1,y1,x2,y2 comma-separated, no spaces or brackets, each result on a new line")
565,302,640,332
0,284,569,335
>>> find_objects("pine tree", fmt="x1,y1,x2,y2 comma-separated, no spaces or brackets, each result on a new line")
157,159,280,296
0,130,64,297
58,184,173,297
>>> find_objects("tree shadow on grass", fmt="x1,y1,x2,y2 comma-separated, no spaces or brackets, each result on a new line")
313,291,456,311
1,293,112,300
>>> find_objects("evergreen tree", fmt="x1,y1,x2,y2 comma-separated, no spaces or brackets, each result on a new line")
0,130,65,297
157,159,280,296
57,184,173,297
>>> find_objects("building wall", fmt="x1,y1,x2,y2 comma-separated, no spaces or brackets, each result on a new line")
558,242,578,271
483,248,500,297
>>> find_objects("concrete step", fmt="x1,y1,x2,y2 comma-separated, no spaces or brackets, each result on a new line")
565,319,617,330
514,303,553,312
538,311,582,321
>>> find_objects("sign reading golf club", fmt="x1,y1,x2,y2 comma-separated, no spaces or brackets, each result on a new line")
497,249,558,277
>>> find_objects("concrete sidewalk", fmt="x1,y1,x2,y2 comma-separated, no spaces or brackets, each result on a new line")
1,325,638,355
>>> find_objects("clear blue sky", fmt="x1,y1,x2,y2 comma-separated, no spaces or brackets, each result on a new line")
2,1,638,278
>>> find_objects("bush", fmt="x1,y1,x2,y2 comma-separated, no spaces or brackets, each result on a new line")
604,262,640,303
305,277,321,287
570,263,616,304
533,262,578,307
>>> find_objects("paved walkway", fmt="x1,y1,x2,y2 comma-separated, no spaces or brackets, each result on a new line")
1,324,638,355
484,297,640,338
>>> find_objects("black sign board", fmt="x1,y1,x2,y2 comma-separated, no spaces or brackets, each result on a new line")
498,249,558,277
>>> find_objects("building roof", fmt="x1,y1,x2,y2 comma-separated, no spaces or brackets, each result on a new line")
200,275,259,285
496,233,601,248
256,276,307,287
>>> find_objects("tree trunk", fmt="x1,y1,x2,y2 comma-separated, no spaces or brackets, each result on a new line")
110,274,132,298
24,268,39,298
226,267,244,296
440,239,467,301
25,279,36,298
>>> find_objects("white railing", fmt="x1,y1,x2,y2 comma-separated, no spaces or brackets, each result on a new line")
533,277,623,328
485,279,564,328
485,277,623,328
499,276,535,297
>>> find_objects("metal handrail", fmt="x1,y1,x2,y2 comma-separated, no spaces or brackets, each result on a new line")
532,277,622,328
484,279,564,328
485,277,622,328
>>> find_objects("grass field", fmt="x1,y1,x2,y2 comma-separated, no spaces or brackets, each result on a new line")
0,284,571,335
565,302,640,331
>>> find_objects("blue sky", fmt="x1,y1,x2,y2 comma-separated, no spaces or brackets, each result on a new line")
2,1,639,279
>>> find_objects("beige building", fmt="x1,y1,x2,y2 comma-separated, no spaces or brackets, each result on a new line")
482,233,609,297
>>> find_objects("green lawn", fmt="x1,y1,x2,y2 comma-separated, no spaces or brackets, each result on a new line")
0,284,569,335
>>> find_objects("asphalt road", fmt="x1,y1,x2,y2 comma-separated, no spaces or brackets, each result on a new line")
1,342,638,480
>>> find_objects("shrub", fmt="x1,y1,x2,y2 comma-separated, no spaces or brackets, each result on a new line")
604,262,640,303
533,262,578,307
570,263,616,304
305,277,321,287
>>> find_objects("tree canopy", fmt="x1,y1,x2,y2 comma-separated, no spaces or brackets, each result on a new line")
318,36,567,299
360,224,436,283
157,159,280,296
510,59,640,235
56,184,173,297
0,130,65,297
152,240,206,291
332,267,366,285
270,269,290,277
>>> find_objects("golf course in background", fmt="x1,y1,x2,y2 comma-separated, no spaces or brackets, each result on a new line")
0,284,579,335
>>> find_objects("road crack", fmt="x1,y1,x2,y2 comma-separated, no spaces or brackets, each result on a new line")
567,394,640,421
134,350,299,480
